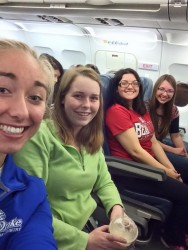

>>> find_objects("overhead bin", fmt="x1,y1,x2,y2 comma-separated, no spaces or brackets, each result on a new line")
0,0,170,21
0,0,168,4
0,0,187,23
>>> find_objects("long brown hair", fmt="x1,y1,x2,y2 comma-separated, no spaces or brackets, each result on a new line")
52,66,103,154
149,74,176,140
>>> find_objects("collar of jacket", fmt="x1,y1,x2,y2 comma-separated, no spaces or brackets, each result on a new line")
0,154,26,194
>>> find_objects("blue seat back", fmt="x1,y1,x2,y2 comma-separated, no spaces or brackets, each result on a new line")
140,76,153,101
100,74,114,155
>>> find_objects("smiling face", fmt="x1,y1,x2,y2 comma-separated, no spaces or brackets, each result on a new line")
156,80,175,104
117,73,140,105
62,75,100,135
0,49,47,154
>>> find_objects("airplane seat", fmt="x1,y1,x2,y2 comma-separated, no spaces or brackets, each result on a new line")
140,76,153,101
93,73,173,244
175,82,188,107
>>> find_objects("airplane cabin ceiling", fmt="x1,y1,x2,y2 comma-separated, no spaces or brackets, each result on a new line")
0,0,168,4
0,0,188,30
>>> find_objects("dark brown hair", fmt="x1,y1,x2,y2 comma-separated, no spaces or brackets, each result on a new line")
112,68,147,115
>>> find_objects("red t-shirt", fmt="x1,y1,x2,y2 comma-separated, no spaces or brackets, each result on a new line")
105,104,154,160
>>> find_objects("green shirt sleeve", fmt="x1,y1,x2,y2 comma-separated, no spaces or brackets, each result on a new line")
53,216,88,250
93,149,123,215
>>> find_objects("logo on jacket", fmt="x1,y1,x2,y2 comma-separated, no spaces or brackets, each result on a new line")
0,210,23,237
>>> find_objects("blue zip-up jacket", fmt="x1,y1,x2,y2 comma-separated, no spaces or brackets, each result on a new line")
0,154,57,250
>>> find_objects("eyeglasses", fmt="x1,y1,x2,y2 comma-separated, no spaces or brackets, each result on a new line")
118,80,140,88
158,87,174,95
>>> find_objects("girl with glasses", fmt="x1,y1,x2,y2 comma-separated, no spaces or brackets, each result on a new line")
106,68,188,249
148,74,188,184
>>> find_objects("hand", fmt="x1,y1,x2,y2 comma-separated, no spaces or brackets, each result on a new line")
183,151,188,158
172,147,187,157
171,169,183,182
178,176,183,182
86,225,128,250
165,168,182,181
110,205,124,222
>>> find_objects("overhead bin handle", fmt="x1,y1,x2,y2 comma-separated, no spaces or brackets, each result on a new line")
169,0,187,21
169,0,187,7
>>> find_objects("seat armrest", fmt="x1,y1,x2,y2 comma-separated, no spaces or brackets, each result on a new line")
105,155,166,181
179,127,186,134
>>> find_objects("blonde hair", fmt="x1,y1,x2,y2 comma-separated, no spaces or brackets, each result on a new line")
0,39,54,101
0,39,38,57
53,66,103,154
39,56,55,117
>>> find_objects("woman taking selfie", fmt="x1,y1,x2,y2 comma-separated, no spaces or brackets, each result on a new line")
0,39,57,249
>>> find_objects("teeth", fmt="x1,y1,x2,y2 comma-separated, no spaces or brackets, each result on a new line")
0,125,24,134
78,112,90,116
80,112,89,115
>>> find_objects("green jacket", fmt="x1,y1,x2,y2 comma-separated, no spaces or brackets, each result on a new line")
14,120,122,250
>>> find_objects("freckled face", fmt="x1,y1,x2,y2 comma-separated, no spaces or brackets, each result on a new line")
0,49,47,154
117,73,140,102
62,75,100,135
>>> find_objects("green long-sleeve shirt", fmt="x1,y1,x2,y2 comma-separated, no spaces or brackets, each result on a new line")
14,119,122,250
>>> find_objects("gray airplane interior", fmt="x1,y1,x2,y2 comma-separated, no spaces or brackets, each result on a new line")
0,0,188,137
0,1,188,249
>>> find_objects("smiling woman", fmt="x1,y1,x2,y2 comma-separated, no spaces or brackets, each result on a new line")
13,66,133,250
105,68,188,249
0,39,57,250
148,74,188,184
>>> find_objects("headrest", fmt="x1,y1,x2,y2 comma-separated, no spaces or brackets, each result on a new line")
140,76,153,101
100,74,153,111
100,74,114,111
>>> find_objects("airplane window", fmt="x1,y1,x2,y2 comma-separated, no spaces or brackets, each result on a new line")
34,46,54,56
175,82,188,107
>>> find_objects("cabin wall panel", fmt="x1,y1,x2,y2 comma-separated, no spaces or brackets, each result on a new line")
0,22,92,69
86,26,162,82
0,21,26,42
159,29,188,137
24,31,91,69
160,44,188,82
